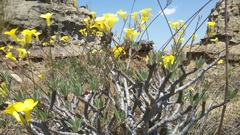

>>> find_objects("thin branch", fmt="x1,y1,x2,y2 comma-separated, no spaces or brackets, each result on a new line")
217,0,229,134
174,53,223,94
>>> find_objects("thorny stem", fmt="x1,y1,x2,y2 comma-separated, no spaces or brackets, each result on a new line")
217,0,229,134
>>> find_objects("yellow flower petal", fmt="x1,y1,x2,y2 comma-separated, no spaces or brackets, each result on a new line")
40,13,53,27
33,32,41,42
0,82,9,97
0,47,6,53
60,36,69,43
38,74,44,79
217,59,223,64
5,52,17,61
207,21,216,29
4,28,19,42
210,37,218,43
162,55,175,68
16,48,28,60
131,12,139,23
117,9,127,20
3,102,21,122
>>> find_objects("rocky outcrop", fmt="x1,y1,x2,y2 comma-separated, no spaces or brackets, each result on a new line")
202,0,240,44
182,42,240,63
0,0,90,43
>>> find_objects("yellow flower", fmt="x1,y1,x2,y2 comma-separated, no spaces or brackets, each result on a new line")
21,29,36,45
103,13,119,30
179,20,184,25
131,12,139,23
4,102,22,122
180,37,184,43
7,45,13,52
38,74,44,79
83,16,90,26
96,31,103,38
141,16,149,22
140,23,146,30
113,46,125,58
73,0,77,7
60,35,69,43
5,52,17,61
124,28,139,41
169,21,179,30
217,59,223,64
140,8,152,17
179,20,185,30
90,11,96,18
130,30,140,41
161,55,175,68
210,37,218,43
16,48,29,60
79,28,87,37
42,42,49,46
91,50,95,54
13,99,38,122
4,28,19,42
40,13,53,27
145,55,149,63
50,35,56,44
178,32,183,36
0,82,9,97
0,46,6,53
209,31,215,37
117,9,127,20
189,87,194,91
191,34,197,41
140,8,153,22
207,21,216,29
124,28,134,40
33,32,41,42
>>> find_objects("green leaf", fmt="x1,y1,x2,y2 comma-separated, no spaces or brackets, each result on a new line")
228,87,239,100
202,92,209,102
32,86,42,101
195,56,205,68
65,117,83,132
100,112,108,124
88,77,100,92
133,43,142,51
114,107,121,122
204,81,211,90
94,97,102,109
35,108,50,121
172,42,182,54
13,90,26,101
72,83,82,97
188,90,194,106
135,69,148,83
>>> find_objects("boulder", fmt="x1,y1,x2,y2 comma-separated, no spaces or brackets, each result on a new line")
0,0,90,43
202,0,240,44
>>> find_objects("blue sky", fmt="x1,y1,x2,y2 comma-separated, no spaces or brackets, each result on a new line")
77,0,218,50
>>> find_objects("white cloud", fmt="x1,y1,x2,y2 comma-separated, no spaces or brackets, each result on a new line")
160,8,176,15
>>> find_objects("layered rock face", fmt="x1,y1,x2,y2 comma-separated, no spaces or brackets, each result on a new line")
204,0,240,44
0,0,90,42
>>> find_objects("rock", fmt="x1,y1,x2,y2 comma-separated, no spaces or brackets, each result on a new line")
182,42,240,64
10,73,23,83
202,0,240,44
0,0,90,43
28,44,86,61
